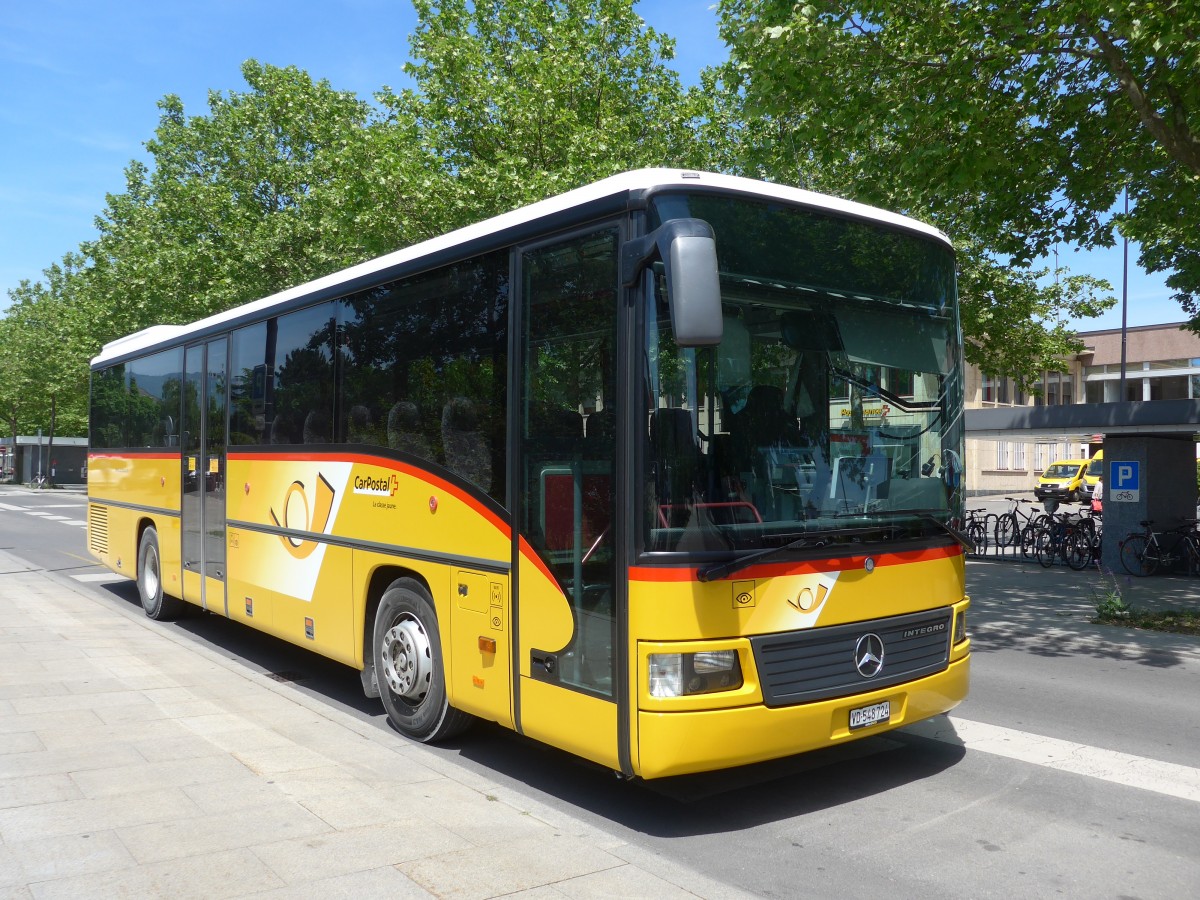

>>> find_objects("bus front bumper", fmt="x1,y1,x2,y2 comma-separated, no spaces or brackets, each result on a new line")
634,654,970,779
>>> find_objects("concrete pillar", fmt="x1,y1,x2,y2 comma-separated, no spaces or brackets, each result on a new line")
1099,434,1199,573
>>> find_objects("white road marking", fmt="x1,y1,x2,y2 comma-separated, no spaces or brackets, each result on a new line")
908,716,1200,803
0,502,26,511
72,573,124,583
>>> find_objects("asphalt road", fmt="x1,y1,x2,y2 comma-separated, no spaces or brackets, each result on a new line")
2,486,1198,898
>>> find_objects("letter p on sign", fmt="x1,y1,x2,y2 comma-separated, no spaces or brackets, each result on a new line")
1110,461,1139,502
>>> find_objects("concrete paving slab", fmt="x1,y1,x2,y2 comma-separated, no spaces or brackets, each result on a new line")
396,833,624,899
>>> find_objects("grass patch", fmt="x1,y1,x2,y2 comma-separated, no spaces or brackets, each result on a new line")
1090,569,1200,635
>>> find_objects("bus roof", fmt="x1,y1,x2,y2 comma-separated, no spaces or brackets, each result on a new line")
92,168,951,367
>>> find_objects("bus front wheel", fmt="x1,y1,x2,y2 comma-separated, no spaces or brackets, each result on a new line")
374,579,472,743
137,527,184,620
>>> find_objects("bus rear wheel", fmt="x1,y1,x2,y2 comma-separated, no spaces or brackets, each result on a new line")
137,527,184,620
374,579,472,743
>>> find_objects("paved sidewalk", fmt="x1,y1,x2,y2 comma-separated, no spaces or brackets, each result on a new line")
0,552,747,899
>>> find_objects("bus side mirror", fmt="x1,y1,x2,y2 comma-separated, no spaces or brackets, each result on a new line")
623,218,723,347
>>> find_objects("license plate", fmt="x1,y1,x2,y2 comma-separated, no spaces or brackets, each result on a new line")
849,700,891,731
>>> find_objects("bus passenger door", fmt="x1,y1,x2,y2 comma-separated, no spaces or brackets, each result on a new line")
515,227,621,771
181,338,229,615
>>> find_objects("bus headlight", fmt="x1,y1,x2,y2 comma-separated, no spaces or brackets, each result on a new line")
649,650,743,697
954,610,967,644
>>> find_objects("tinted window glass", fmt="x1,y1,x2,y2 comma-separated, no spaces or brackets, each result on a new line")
339,251,509,502
90,364,127,449
269,304,334,445
230,322,268,445
126,349,184,448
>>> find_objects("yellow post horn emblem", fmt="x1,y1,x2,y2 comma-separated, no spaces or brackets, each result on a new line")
269,473,335,558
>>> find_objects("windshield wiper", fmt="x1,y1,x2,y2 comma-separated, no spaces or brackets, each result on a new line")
697,525,895,583
918,514,974,552
836,508,974,552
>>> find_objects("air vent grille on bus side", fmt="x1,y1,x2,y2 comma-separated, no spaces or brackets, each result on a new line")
88,505,109,555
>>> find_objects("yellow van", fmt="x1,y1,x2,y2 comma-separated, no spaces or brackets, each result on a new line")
1035,458,1089,503
1083,449,1103,499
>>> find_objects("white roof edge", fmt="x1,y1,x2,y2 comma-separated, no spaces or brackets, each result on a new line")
92,169,951,366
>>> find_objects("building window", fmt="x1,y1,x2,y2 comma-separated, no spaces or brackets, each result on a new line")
1012,442,1026,470
1150,375,1189,400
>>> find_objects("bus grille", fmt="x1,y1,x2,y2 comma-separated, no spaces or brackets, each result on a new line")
750,607,953,708
88,505,109,555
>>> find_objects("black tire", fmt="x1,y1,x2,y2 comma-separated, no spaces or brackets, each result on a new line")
374,578,473,743
1185,536,1200,577
1064,530,1091,570
995,513,1018,548
1119,534,1156,577
1035,527,1056,568
1019,524,1039,560
137,527,185,620
967,521,987,557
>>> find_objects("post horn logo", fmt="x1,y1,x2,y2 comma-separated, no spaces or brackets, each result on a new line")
787,583,829,613
269,473,335,559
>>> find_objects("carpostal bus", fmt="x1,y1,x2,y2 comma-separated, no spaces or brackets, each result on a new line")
87,169,970,779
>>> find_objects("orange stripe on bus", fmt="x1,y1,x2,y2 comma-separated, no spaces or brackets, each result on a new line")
630,544,961,582
227,449,512,537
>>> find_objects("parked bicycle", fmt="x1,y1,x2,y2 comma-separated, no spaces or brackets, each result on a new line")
993,497,1050,558
1118,519,1200,576
1034,511,1094,570
963,507,992,558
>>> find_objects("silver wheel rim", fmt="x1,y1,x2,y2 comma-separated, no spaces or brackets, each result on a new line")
381,615,431,703
142,545,160,601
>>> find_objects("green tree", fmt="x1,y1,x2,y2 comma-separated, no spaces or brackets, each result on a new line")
82,60,376,336
1,258,92,481
384,0,700,228
710,0,1200,381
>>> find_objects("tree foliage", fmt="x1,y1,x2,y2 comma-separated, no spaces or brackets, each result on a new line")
713,0,1200,355
1,2,696,438
383,0,698,227
83,60,376,336
10,0,1194,439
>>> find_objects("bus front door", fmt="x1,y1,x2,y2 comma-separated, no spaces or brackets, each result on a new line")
515,228,621,771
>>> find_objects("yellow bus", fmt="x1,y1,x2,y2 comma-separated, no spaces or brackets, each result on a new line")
88,169,970,779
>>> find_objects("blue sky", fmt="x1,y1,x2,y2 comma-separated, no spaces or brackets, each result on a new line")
0,0,1180,330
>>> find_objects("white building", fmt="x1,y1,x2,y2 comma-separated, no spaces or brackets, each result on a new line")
965,322,1200,496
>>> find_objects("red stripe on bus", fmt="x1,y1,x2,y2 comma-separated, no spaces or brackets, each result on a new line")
518,536,561,587
227,450,512,537
630,544,962,582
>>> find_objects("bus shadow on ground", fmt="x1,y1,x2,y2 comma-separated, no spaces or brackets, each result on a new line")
450,721,966,836
97,577,966,835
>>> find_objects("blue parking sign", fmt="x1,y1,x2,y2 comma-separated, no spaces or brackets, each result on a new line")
1109,461,1139,502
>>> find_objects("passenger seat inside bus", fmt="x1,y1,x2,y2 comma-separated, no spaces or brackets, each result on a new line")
387,401,433,459
442,397,491,492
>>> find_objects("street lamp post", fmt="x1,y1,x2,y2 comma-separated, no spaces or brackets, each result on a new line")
1119,188,1129,400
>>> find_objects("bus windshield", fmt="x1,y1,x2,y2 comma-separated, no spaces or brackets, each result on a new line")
643,193,964,554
